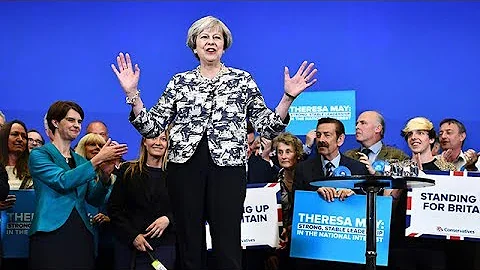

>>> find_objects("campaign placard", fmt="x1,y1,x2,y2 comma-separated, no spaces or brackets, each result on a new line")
286,90,356,135
206,183,281,249
406,171,480,241
290,191,392,266
1,190,36,258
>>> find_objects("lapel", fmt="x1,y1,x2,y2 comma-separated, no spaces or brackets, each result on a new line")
312,155,325,178
44,143,72,171
44,143,86,196
376,145,388,160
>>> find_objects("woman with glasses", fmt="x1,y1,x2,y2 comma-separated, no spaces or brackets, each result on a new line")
28,101,128,270
27,129,45,152
108,130,176,270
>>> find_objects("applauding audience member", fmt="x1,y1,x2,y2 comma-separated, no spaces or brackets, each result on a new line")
438,118,479,171
28,101,127,270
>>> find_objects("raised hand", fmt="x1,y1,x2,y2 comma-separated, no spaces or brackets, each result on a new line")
284,61,318,98
305,129,317,149
144,216,170,238
111,52,141,95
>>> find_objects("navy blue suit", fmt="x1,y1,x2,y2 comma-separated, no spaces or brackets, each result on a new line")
294,154,369,192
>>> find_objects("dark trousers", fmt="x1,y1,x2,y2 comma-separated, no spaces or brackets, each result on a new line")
167,135,247,270
29,209,95,270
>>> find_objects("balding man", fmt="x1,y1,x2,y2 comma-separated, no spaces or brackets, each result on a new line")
86,120,109,141
345,110,409,164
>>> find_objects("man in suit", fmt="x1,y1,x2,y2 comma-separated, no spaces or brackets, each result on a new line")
294,117,369,199
294,117,369,270
344,110,409,165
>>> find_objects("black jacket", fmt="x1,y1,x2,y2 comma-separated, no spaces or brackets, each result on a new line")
107,162,175,248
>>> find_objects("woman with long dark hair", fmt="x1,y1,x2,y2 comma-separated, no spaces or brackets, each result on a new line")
108,130,175,269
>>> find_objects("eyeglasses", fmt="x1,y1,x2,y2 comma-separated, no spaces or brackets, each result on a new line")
28,138,44,145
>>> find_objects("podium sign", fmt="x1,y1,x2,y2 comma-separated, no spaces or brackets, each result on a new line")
406,171,480,241
1,190,36,258
206,183,281,249
290,191,392,266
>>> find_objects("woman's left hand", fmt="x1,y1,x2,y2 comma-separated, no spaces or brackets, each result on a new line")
284,61,318,98
93,213,111,224
144,216,170,238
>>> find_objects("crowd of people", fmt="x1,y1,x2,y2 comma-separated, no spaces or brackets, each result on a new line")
0,15,479,270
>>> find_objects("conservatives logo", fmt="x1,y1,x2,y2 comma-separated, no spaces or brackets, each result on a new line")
435,226,475,235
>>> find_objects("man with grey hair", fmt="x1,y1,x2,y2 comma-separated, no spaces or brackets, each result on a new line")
0,111,6,127
345,110,409,168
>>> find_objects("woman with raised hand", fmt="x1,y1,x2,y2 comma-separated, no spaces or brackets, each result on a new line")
111,15,317,270
28,101,128,270
108,130,175,270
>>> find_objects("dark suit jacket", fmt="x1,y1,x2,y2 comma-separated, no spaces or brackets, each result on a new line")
107,163,175,248
247,154,279,184
0,166,9,201
294,154,369,192
344,144,410,162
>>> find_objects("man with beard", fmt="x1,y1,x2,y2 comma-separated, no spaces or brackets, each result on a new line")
293,117,369,270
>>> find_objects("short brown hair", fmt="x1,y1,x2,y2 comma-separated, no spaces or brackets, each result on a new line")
46,101,84,135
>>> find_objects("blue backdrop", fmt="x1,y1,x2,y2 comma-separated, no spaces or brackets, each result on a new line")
2,1,479,159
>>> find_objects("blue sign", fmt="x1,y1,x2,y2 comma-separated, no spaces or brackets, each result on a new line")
290,191,392,266
286,90,356,135
1,190,36,258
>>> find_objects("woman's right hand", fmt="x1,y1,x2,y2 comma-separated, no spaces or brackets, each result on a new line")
133,234,153,252
91,139,128,168
111,52,140,95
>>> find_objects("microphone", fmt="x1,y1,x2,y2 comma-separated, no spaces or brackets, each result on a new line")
333,166,351,176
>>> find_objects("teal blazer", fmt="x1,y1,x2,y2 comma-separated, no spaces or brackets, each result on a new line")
28,143,110,236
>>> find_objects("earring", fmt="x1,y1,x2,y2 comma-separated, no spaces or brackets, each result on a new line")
193,49,197,54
